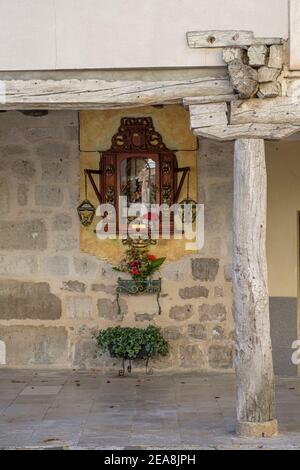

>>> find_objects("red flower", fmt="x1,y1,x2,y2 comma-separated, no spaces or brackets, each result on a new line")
147,254,156,261
143,212,159,221
131,268,140,275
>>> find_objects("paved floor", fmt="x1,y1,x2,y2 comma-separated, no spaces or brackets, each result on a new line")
0,369,300,449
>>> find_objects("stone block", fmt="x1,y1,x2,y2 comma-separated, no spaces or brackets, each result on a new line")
65,295,93,319
73,338,98,368
23,127,65,142
73,256,98,277
222,47,245,64
11,159,36,180
61,280,86,293
17,183,29,206
179,285,209,299
214,286,224,297
0,254,37,276
258,66,280,83
44,255,69,276
36,142,70,160
41,154,70,182
187,324,207,340
208,344,233,369
162,326,181,340
199,303,226,322
52,213,73,231
1,144,29,158
223,265,232,282
0,219,46,250
179,344,205,368
162,258,190,281
54,233,78,252
257,81,281,98
97,298,127,320
91,283,115,294
247,45,267,67
135,313,155,321
0,177,9,213
0,326,68,366
191,258,219,281
64,126,78,140
0,280,61,320
268,45,283,69
68,186,80,207
169,304,193,321
212,325,225,340
35,185,63,207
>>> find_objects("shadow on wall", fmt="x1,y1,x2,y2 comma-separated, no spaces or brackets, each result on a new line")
270,297,298,377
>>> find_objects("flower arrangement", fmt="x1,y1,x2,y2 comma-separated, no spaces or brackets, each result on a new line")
114,241,166,280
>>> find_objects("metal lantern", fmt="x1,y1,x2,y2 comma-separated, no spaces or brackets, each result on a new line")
77,199,96,226
178,171,197,223
77,172,96,226
178,198,198,223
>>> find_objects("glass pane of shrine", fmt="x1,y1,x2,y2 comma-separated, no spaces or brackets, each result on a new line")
120,157,157,207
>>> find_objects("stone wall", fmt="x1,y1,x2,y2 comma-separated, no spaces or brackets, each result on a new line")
0,110,234,372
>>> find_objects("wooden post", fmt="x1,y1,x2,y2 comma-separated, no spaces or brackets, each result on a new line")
233,139,278,437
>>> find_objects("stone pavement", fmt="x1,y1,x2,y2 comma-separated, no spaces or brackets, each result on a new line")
0,369,300,450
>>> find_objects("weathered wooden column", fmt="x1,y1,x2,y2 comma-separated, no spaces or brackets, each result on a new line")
233,138,278,438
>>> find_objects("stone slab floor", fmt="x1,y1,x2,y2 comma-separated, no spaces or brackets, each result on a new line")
0,370,300,450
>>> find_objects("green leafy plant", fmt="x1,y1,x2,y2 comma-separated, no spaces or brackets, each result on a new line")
96,325,169,374
113,241,165,281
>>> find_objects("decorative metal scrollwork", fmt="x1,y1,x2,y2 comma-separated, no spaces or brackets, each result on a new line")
116,278,162,315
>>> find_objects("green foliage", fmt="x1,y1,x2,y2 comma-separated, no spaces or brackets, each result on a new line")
96,325,169,360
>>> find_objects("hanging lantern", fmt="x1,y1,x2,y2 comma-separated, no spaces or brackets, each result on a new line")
178,171,198,223
77,172,96,226
178,198,198,223
77,199,96,226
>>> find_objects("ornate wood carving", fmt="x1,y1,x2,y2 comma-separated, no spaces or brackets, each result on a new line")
96,117,188,235
110,117,167,152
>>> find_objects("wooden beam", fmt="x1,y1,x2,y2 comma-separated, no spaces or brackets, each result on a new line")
233,138,278,438
0,78,233,110
231,97,300,125
187,30,283,48
183,94,237,107
193,123,300,141
189,103,228,128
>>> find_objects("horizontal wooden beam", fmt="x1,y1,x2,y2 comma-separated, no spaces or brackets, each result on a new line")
189,103,228,128
187,30,283,48
193,123,300,141
231,97,300,125
0,78,233,110
183,94,237,107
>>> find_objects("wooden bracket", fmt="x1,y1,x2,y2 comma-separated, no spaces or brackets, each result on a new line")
174,167,190,202
85,169,102,204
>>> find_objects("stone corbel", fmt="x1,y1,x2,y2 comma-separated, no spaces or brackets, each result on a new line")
185,30,300,140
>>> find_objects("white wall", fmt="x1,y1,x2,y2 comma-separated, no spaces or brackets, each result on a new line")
0,0,288,71
289,0,300,69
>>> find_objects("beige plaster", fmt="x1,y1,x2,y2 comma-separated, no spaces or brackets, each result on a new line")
266,140,300,297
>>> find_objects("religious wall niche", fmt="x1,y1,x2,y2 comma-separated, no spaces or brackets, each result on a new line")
78,117,191,245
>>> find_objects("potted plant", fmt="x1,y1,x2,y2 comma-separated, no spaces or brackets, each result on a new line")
114,241,165,283
96,325,169,375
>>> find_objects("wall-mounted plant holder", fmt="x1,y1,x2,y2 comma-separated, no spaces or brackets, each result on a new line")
116,278,162,315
